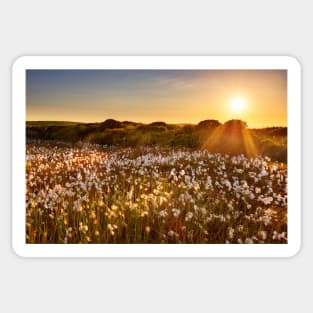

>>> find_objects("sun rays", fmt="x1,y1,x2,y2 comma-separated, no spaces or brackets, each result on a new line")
201,119,258,157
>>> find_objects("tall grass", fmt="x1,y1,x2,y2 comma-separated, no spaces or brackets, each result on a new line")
26,143,287,244
26,119,288,162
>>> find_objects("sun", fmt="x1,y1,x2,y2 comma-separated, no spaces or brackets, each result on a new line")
230,97,246,112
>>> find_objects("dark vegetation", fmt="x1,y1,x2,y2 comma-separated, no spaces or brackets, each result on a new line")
26,119,287,162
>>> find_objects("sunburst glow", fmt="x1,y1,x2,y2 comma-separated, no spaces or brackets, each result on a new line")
231,97,246,112
26,70,287,128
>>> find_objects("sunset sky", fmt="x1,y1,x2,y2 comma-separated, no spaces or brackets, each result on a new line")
26,69,287,128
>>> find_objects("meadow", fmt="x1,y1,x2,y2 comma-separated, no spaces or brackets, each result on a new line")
26,138,287,244
27,119,287,162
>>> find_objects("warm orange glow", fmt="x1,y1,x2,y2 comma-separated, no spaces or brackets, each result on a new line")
26,70,287,128
230,97,246,113
201,120,259,157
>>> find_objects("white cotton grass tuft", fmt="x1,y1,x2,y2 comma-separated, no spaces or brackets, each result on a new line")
26,143,287,244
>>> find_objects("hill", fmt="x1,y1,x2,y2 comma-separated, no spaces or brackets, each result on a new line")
26,119,287,162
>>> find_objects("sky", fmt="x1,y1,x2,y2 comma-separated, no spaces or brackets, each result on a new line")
26,69,287,128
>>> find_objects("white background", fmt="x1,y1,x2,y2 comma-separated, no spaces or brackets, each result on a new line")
1,1,311,312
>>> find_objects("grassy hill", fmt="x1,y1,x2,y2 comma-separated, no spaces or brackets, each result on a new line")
26,119,287,162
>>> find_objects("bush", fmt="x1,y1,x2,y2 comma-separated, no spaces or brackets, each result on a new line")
196,119,221,131
260,139,287,162
174,132,200,148
100,119,123,129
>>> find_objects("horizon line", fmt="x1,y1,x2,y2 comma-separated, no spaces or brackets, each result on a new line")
26,118,287,129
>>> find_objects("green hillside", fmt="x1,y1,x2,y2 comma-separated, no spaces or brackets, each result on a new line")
26,119,287,162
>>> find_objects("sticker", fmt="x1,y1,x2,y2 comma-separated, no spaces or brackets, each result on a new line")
12,56,301,257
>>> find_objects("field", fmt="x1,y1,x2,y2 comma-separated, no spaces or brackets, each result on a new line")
26,142,287,244
26,119,287,162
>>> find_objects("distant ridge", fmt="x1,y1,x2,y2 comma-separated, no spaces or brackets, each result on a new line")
26,118,287,129
26,118,287,162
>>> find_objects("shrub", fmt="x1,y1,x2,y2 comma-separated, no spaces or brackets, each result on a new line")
196,119,221,131
100,119,123,129
260,139,287,162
